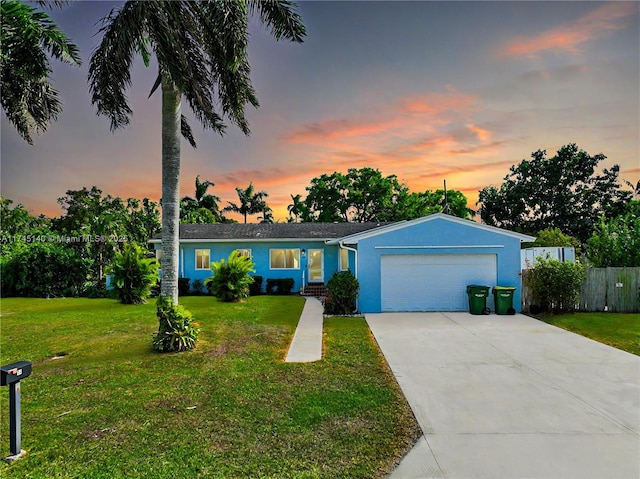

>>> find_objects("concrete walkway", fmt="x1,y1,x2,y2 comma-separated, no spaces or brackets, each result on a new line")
367,312,640,479
285,297,323,362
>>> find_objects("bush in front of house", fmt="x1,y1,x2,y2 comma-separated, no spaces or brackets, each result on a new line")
249,275,263,296
108,242,159,304
1,241,90,298
153,295,200,352
190,279,205,295
178,277,191,296
524,257,585,314
324,270,360,315
205,250,256,302
265,278,294,295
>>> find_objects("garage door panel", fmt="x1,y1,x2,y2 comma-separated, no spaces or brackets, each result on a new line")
381,254,496,311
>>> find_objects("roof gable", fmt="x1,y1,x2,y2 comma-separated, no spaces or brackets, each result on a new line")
328,213,535,244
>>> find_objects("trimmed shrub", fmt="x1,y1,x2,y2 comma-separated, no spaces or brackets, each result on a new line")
178,277,191,296
249,275,263,296
190,279,205,295
153,296,200,352
524,258,585,314
265,278,294,295
205,251,256,302
324,270,360,315
108,243,159,304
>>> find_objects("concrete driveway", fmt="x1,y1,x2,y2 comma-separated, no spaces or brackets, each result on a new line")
366,312,640,479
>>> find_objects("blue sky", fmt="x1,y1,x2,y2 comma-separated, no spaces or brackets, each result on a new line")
1,1,638,221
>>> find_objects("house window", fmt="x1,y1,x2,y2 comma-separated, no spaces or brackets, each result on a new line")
270,249,300,269
236,249,252,259
155,249,162,265
195,249,210,270
339,248,349,271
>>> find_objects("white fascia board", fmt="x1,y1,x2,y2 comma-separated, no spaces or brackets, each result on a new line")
325,221,407,245
150,237,335,244
374,245,505,249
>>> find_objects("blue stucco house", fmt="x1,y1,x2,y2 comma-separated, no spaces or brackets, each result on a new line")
150,213,534,313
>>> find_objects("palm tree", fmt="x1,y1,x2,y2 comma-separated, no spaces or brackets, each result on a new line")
181,175,222,222
224,183,270,224
258,206,274,224
0,0,81,144
287,193,303,222
88,1,305,303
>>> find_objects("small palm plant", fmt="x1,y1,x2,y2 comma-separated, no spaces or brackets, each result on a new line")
205,251,256,302
153,296,200,353
108,243,158,304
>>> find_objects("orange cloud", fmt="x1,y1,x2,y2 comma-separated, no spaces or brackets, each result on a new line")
467,123,492,143
498,2,637,58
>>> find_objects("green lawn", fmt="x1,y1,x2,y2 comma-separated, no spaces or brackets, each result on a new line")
0,297,420,478
541,312,640,356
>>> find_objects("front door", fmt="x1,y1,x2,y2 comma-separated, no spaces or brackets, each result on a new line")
308,249,324,283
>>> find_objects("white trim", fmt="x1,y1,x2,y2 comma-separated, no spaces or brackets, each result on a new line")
339,241,359,312
149,237,334,244
327,213,535,244
307,248,324,282
338,248,350,271
374,245,505,249
194,248,211,270
235,248,252,259
269,248,301,270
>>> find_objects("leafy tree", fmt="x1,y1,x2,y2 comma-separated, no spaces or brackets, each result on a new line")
224,183,271,224
304,172,351,222
586,207,640,267
0,0,81,143
205,250,256,302
0,241,89,297
53,186,125,282
523,228,580,249
88,1,305,307
124,197,161,244
53,186,159,285
477,144,632,244
524,258,585,314
301,168,473,222
107,242,159,304
180,207,217,225
394,188,473,221
181,175,223,223
0,196,52,257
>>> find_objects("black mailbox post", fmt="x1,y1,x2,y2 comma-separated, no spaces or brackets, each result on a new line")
1,360,32,461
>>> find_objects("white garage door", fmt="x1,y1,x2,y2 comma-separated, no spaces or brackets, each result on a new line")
381,254,497,312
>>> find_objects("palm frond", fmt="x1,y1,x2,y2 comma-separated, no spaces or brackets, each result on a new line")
181,114,197,148
88,1,148,130
249,0,306,42
0,0,79,143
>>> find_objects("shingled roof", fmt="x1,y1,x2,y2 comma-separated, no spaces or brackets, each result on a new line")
150,222,393,241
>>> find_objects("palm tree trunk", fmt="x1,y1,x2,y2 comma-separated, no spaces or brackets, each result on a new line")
160,77,181,304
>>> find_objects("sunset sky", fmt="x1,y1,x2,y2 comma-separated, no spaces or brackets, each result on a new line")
1,1,638,222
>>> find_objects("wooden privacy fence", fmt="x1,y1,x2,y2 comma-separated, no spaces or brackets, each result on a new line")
522,267,640,313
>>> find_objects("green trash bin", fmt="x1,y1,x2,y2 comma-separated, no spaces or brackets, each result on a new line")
492,286,516,315
466,285,490,315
